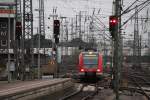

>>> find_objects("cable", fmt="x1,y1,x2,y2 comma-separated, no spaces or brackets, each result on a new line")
93,15,107,28
122,0,150,15
121,1,150,28
122,0,139,15
88,15,111,40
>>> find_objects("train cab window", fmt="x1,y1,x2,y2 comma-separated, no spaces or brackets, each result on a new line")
83,56,98,64
83,54,98,68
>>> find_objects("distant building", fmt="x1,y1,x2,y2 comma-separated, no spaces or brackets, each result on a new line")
0,0,16,79
0,0,15,50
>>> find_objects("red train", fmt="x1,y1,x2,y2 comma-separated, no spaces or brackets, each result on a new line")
78,51,103,80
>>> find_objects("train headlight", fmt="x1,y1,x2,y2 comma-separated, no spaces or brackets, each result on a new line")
80,68,85,72
89,52,93,54
97,69,101,72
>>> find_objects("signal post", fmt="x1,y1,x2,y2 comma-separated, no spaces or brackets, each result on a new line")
109,0,122,100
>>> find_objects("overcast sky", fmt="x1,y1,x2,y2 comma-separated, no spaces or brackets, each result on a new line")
33,0,113,38
32,0,150,43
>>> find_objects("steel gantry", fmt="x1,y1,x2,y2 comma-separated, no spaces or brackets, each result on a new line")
21,0,34,80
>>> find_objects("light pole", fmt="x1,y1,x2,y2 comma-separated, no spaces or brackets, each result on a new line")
5,3,16,82
34,11,41,79
7,5,11,83
34,8,41,79
113,0,122,99
37,28,41,79
35,0,45,79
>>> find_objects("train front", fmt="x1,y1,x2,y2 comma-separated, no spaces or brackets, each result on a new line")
78,51,103,80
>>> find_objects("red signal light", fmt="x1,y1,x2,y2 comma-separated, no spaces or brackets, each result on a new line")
109,16,118,25
110,19,117,23
109,16,118,38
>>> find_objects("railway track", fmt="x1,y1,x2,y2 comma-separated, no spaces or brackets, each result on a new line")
121,64,150,100
59,78,111,100
59,84,97,100
127,76,150,99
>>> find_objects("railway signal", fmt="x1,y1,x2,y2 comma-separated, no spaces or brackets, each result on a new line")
15,21,22,40
53,20,60,44
55,36,59,44
109,16,118,38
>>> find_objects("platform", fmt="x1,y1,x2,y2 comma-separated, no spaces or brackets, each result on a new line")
0,78,73,100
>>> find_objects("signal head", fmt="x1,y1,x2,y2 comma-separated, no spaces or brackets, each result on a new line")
109,16,118,38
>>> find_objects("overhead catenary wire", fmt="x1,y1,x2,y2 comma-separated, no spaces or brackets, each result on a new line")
122,0,150,15
122,0,139,15
88,15,111,40
121,1,150,28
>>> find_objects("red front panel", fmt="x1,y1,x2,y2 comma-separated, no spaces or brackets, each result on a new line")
97,53,103,73
78,53,84,72
78,52,103,73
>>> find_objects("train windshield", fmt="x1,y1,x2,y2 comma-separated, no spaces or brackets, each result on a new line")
83,54,98,68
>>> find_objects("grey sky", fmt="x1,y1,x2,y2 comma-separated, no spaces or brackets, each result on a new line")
32,0,149,43
33,0,113,38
